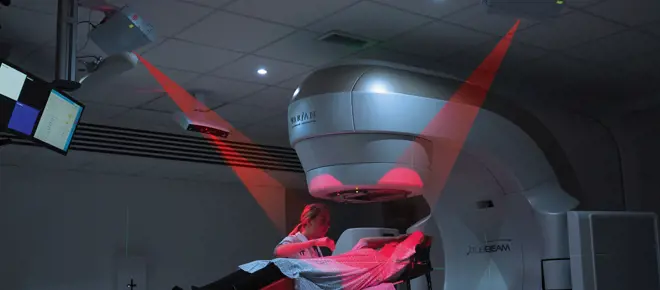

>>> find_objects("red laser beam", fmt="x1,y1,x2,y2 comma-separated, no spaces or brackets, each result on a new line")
388,20,522,209
135,54,286,233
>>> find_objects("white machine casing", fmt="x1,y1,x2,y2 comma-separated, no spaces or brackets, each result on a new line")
287,60,660,290
88,5,156,56
333,228,400,256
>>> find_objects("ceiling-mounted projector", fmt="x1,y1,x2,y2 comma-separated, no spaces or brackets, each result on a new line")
73,51,138,95
87,4,156,56
56,1,155,93
482,0,566,18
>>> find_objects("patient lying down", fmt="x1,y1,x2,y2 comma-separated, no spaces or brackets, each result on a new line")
238,231,427,290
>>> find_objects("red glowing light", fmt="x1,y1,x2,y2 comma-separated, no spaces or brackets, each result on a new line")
308,174,344,193
377,167,423,188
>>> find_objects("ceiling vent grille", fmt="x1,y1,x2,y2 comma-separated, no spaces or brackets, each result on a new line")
1,123,303,173
318,31,372,48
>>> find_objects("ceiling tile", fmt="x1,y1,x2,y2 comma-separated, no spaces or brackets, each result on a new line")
141,39,243,72
307,1,431,41
257,112,290,132
236,86,295,109
640,21,660,37
189,75,266,102
111,65,200,90
514,10,626,50
522,53,607,84
255,31,362,66
443,4,538,36
384,21,494,59
213,56,312,85
439,40,548,78
141,75,267,112
79,102,131,124
17,46,57,81
109,108,178,131
175,11,295,52
240,113,291,147
120,0,213,37
566,0,606,8
0,7,56,44
373,0,480,19
586,0,660,27
616,51,660,76
564,30,660,64
83,88,162,108
213,103,283,124
4,42,40,64
136,94,181,112
74,66,199,107
134,38,167,55
179,0,234,8
225,0,360,27
276,72,311,89
10,0,58,14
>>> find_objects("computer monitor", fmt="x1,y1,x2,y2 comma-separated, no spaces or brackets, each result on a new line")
0,60,85,155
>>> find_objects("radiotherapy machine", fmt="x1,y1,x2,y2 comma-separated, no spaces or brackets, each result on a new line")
288,61,660,290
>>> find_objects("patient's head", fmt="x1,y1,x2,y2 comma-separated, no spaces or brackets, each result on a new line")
292,203,330,239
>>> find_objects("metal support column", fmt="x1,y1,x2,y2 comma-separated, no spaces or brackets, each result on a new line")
55,0,78,82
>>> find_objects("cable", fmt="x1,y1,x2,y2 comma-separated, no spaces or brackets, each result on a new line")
125,206,130,257
77,9,95,53
78,20,97,29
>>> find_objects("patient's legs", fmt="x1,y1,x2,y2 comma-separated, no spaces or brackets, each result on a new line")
194,263,286,290
193,269,250,290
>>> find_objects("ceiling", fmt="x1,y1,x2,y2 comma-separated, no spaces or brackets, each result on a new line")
1,0,659,147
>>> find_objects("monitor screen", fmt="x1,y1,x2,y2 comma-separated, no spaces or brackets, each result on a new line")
33,90,84,152
0,60,85,155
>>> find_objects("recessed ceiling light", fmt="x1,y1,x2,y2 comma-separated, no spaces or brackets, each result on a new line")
257,68,268,75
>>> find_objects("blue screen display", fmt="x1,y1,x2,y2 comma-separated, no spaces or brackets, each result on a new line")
7,102,40,135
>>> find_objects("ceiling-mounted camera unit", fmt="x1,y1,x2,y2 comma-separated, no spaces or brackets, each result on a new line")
172,92,231,138
482,0,567,19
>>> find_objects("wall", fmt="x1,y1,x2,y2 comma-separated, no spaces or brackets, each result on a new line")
527,99,659,216
611,106,660,213
0,163,286,290
529,107,626,211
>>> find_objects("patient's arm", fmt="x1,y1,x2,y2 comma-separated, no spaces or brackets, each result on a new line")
274,240,316,258
354,235,409,250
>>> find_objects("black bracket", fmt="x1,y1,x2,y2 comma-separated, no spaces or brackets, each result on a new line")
127,278,137,290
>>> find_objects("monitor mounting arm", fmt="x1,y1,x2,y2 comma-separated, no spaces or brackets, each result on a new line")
53,0,82,92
